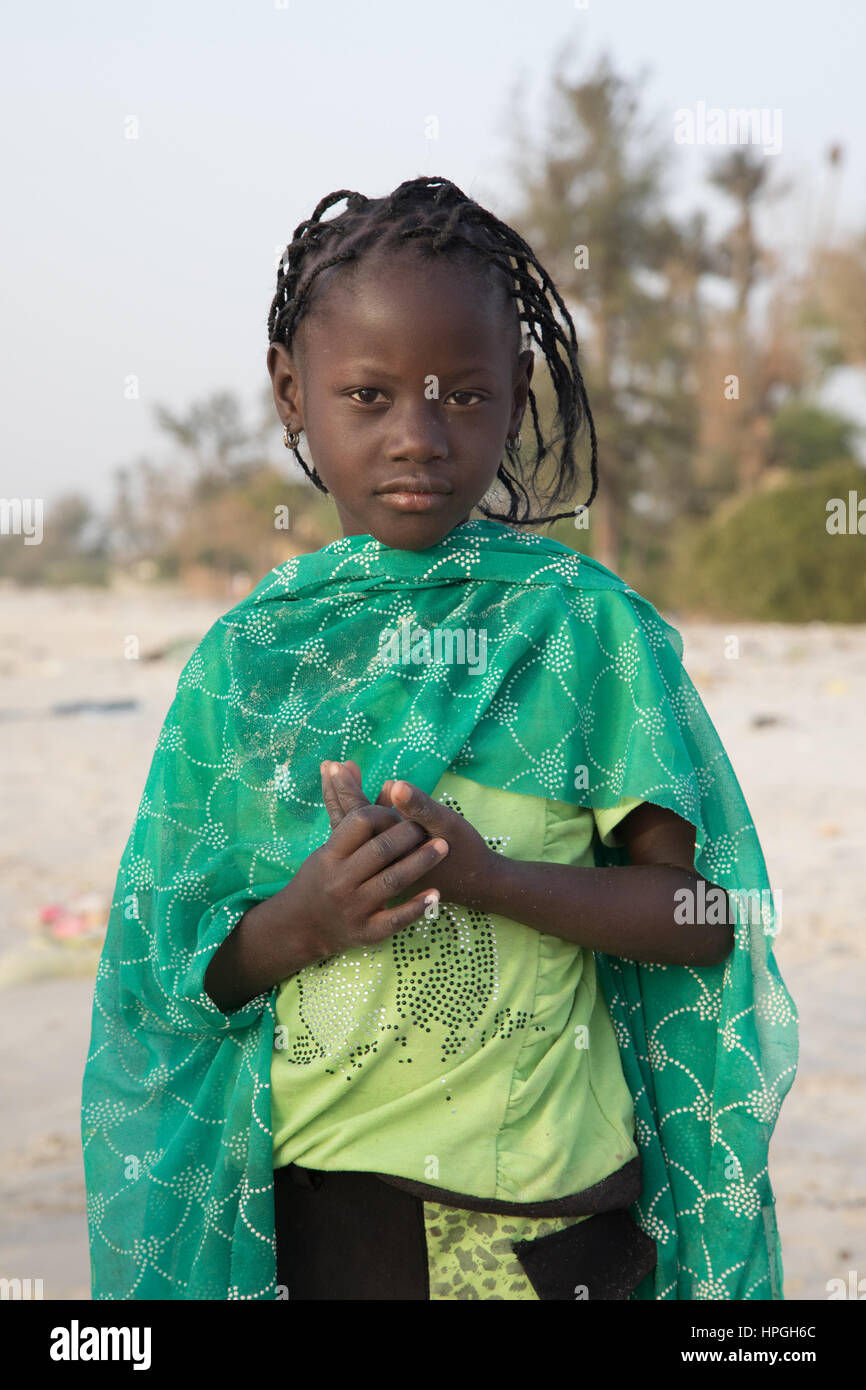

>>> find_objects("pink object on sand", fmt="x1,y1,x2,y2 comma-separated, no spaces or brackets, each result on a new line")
50,915,88,939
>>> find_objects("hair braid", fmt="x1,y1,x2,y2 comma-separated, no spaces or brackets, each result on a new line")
267,176,599,524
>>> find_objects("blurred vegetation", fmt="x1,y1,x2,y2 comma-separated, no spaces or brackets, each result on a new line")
766,400,859,473
0,493,112,588
0,390,341,596
2,43,865,620
656,461,866,621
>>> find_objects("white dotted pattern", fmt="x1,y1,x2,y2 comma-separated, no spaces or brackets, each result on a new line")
81,519,797,1302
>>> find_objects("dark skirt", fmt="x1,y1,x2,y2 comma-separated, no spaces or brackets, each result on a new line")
273,1163,657,1301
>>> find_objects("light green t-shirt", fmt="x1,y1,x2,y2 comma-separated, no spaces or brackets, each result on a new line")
270,771,642,1204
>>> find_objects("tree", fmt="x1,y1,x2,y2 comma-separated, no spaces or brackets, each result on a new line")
800,227,866,370
705,148,797,495
503,41,712,572
152,391,257,488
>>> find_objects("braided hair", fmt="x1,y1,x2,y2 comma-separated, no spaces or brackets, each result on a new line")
267,175,598,526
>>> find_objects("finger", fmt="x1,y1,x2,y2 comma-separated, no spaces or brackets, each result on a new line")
375,779,412,822
388,780,450,836
374,779,395,808
365,889,441,942
347,815,431,887
327,802,412,859
320,762,346,830
327,761,373,821
321,761,368,829
356,834,449,912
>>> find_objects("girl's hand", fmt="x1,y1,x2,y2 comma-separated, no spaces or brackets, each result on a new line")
380,777,500,912
321,761,499,913
282,763,453,960
321,760,397,830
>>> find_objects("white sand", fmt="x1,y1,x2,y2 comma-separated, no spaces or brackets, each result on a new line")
0,585,862,1300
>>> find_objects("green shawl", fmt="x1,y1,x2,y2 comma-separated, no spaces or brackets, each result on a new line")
81,517,798,1299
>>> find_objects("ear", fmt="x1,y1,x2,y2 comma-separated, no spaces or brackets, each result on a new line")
266,340,290,382
517,347,535,384
267,342,304,430
511,348,534,428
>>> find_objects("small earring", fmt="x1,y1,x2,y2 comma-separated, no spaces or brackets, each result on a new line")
283,426,301,449
509,431,522,449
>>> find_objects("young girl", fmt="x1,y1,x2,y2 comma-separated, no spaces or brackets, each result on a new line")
81,175,798,1301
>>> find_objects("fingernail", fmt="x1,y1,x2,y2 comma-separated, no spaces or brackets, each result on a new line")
431,838,448,853
392,781,408,799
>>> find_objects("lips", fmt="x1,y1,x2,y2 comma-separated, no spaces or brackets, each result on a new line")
376,488,451,512
376,478,452,495
375,477,453,514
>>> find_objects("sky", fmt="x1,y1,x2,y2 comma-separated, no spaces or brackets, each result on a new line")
2,0,865,508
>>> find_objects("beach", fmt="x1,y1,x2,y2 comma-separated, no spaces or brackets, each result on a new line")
0,584,862,1300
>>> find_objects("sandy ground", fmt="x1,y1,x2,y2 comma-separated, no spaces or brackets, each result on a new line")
0,583,863,1301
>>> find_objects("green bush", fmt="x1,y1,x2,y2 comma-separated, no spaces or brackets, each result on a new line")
769,400,860,473
659,462,866,620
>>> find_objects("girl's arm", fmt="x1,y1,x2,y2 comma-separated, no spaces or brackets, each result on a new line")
378,779,733,968
204,883,325,1014
483,801,734,967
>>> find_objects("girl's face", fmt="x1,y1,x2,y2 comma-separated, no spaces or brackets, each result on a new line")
267,247,534,550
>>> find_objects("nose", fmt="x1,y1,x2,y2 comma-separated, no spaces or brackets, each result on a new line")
385,400,449,463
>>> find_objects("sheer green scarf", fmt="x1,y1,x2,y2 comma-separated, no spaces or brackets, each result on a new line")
81,518,798,1299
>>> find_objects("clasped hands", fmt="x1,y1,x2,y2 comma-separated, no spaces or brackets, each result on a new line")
320,760,497,913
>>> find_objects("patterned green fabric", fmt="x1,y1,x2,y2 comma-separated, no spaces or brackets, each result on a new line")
423,1203,591,1300
81,517,798,1299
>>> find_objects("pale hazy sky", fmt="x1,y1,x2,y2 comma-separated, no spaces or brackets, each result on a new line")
2,0,865,507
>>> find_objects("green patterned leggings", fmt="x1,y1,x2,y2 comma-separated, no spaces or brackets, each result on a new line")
423,1200,591,1300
